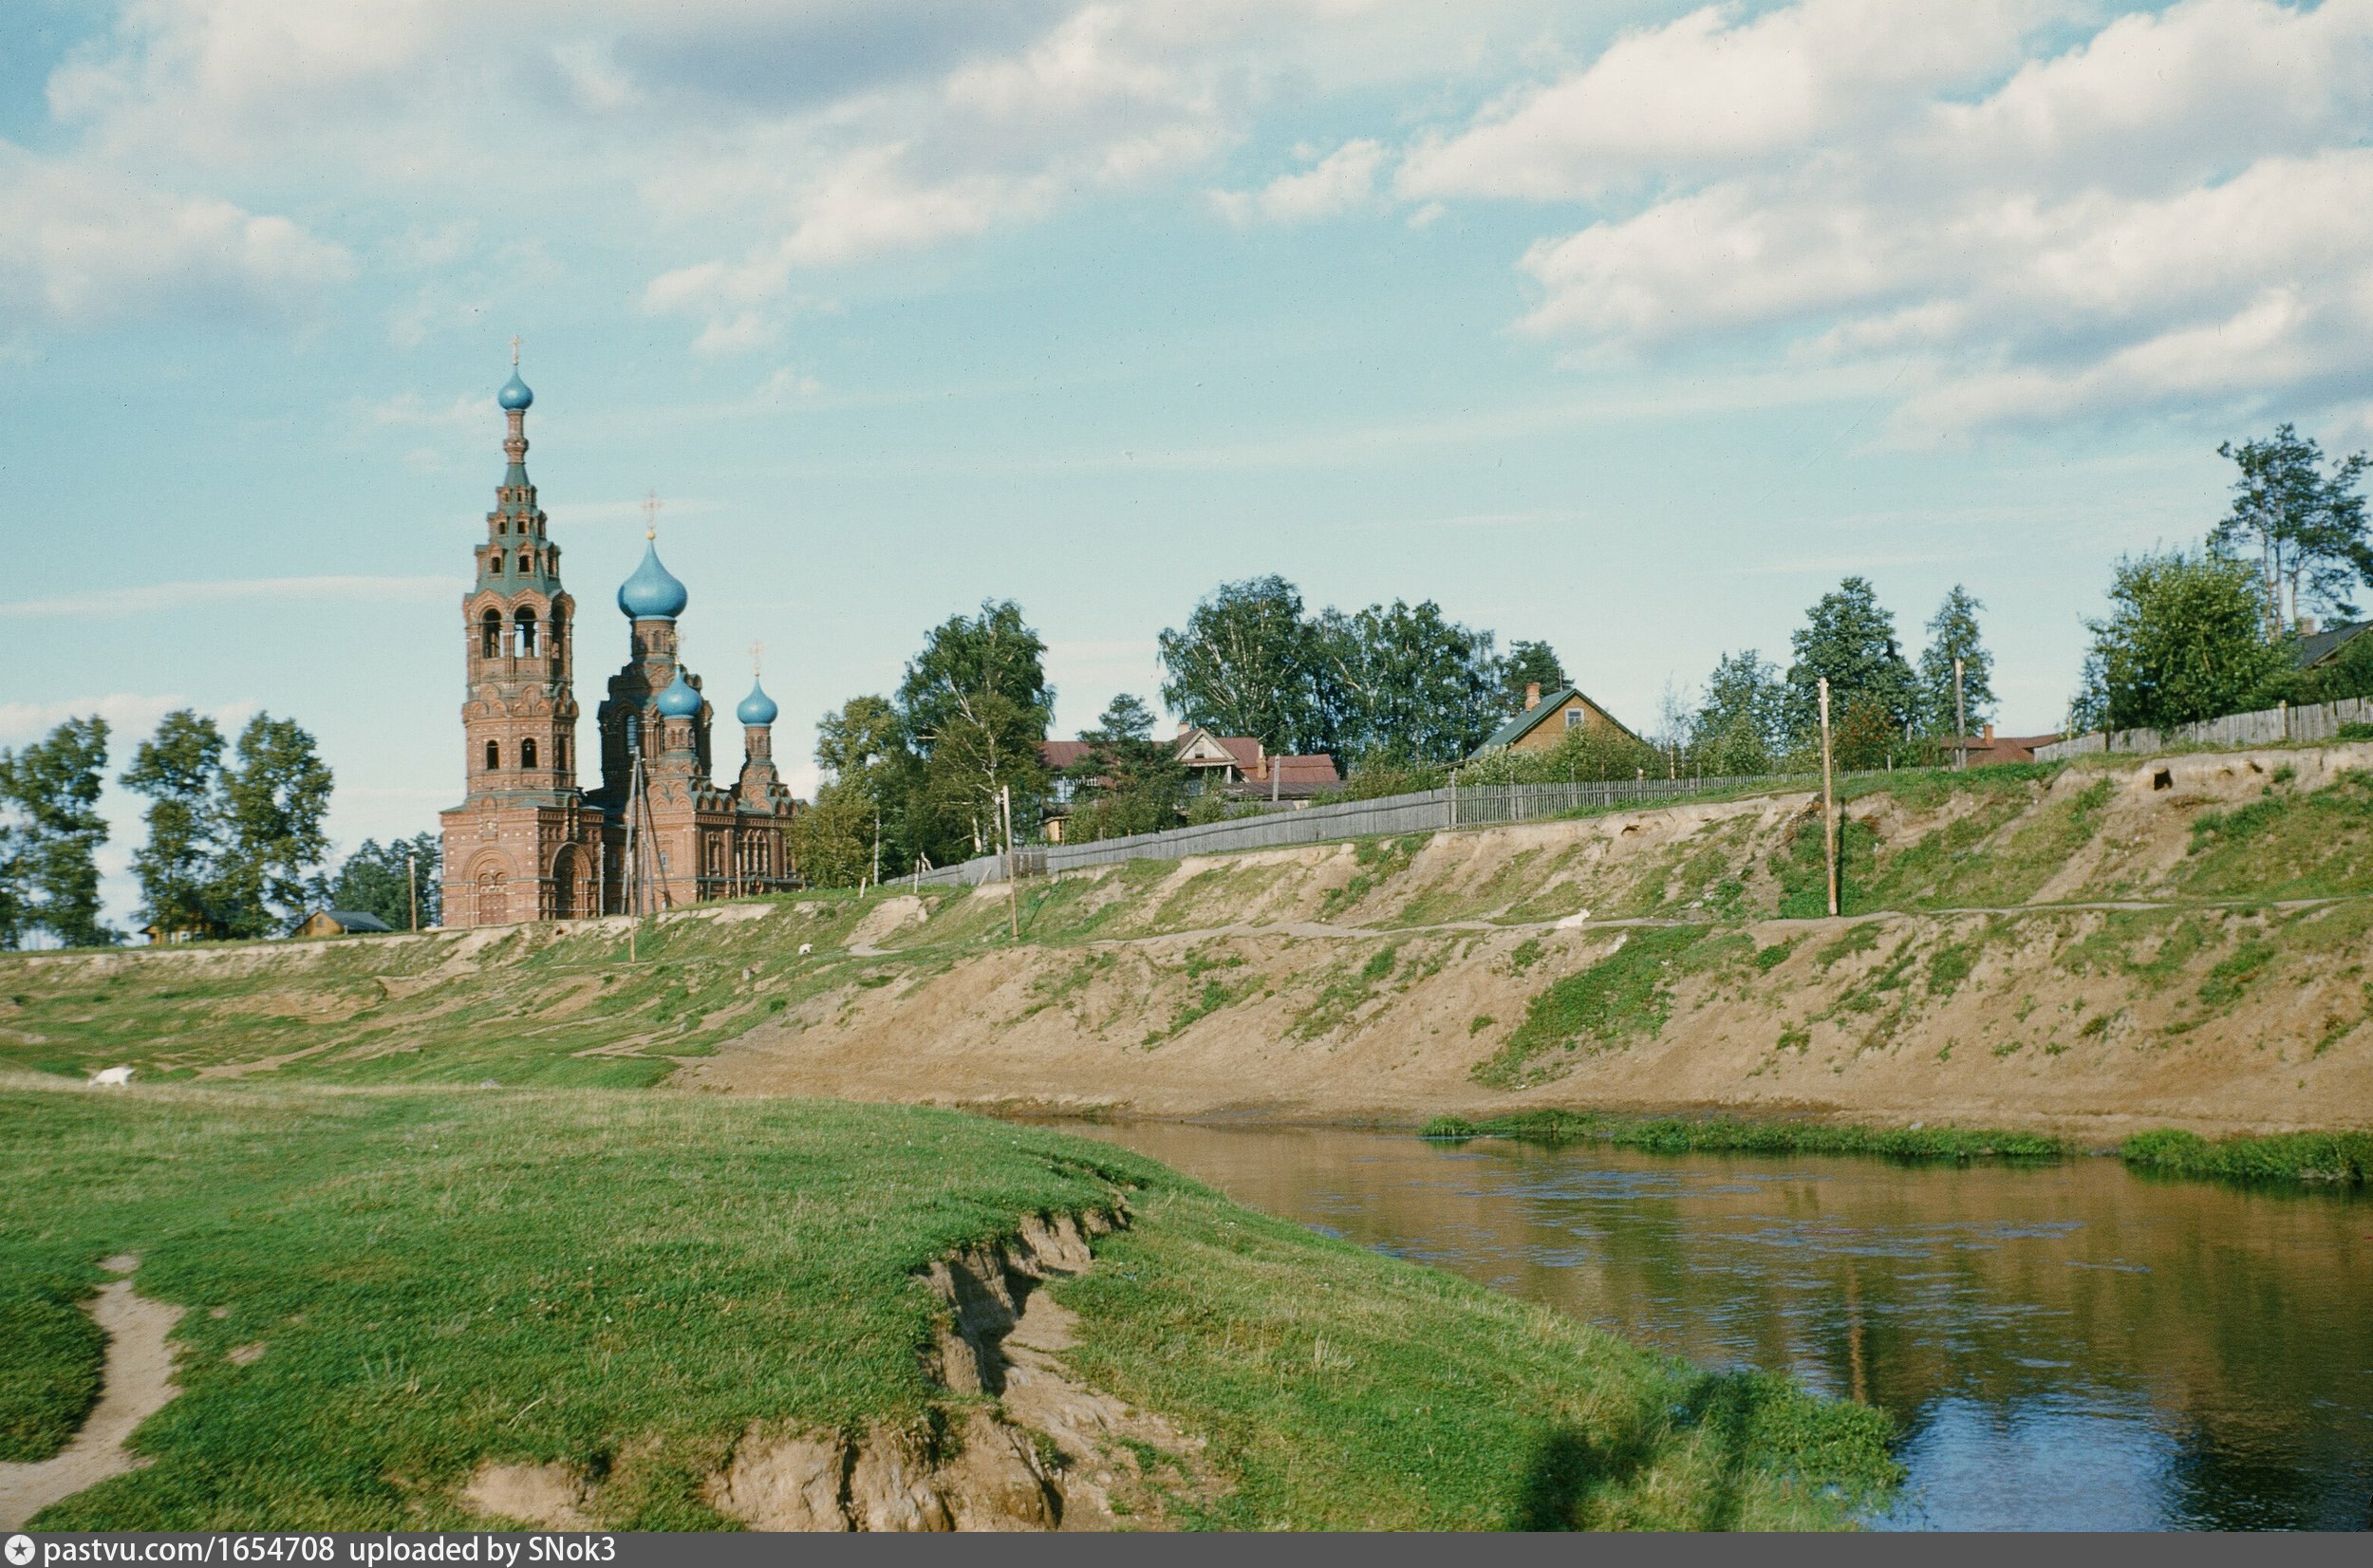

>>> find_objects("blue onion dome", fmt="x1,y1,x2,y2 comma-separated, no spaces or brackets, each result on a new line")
736,678,778,727
616,538,688,619
656,669,703,719
497,368,533,411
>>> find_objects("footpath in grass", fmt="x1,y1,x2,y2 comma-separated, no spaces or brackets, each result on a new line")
0,1084,1897,1531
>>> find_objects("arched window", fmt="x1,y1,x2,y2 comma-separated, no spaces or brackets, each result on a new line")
521,738,537,769
484,739,499,771
518,550,533,574
514,607,538,657
481,608,502,658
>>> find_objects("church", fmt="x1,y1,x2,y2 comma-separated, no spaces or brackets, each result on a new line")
438,358,797,927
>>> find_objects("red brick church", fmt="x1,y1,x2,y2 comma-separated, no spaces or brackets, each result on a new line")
439,357,796,927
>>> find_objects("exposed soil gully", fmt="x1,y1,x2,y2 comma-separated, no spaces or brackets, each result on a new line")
0,1256,184,1529
468,1208,1214,1532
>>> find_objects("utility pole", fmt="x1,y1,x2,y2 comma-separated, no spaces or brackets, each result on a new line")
1819,677,1839,918
406,852,420,933
872,803,882,889
1000,783,1019,941
1953,657,1968,772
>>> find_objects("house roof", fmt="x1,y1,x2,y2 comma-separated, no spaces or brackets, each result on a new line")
2293,620,2373,668
1471,685,1644,756
311,909,395,933
1038,739,1097,771
1242,753,1339,785
1943,733,2061,765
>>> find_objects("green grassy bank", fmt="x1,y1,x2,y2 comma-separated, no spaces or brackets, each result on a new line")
2,1083,1896,1531
1419,1111,2064,1162
2118,1128,2372,1186
1417,1111,2370,1190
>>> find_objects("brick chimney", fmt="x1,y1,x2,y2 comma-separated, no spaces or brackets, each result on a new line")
1524,682,1542,711
1983,722,1994,745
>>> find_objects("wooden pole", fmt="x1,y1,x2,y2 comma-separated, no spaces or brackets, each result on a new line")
1819,677,1839,918
1001,783,1019,942
406,852,419,933
1953,657,1968,772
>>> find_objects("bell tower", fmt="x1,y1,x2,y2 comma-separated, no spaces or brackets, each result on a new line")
439,345,601,926
458,343,579,799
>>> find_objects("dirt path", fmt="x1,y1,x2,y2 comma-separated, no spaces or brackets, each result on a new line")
0,1256,184,1528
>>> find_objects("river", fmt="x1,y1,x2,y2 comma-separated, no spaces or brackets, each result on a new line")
1057,1121,2372,1531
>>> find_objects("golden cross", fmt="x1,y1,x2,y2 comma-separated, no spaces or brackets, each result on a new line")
510,333,522,365
751,640,764,677
641,490,663,540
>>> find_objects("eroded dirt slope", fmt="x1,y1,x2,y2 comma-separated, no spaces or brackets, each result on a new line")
9,746,2372,1138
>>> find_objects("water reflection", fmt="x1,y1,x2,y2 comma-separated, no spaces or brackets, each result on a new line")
1059,1122,2373,1532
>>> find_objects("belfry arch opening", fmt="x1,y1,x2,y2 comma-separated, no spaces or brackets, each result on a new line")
521,738,538,770
514,607,539,657
481,608,502,658
484,739,499,771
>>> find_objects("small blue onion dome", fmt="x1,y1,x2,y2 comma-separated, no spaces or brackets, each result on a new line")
616,539,688,619
656,670,703,719
736,679,778,727
497,368,533,411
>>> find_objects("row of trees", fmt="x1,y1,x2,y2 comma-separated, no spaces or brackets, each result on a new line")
791,588,1579,882
1153,575,1565,767
2075,424,2373,733
0,710,372,950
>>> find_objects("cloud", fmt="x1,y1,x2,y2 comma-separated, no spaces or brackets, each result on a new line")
0,576,457,620
1211,140,1385,226
1398,0,2036,201
0,143,352,327
1407,0,2373,435
0,693,258,749
692,310,782,358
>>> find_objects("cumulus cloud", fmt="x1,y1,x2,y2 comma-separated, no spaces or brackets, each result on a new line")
1398,0,2036,200
0,145,351,327
1211,140,1386,225
1407,0,2373,435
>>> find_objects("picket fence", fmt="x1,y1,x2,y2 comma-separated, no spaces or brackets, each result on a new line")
900,769,1855,888
2033,695,2373,762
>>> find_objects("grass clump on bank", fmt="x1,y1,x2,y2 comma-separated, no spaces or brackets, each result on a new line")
1435,1111,2065,1163
1472,926,1728,1089
0,1081,1897,1532
2120,1128,2372,1186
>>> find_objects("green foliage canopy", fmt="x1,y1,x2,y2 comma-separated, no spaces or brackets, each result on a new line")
2073,551,2289,734
0,717,115,948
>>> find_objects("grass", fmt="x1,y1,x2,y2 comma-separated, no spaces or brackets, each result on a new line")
0,1276,106,1461
0,1082,1897,1531
1472,926,1726,1089
2120,1128,2372,1187
1436,1111,2065,1163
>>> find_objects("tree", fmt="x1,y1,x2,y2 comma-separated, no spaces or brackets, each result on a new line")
1158,577,1326,757
2212,423,2371,638
121,709,229,939
1784,576,1917,740
0,717,116,948
1497,640,1567,715
1311,599,1503,766
896,601,1054,862
216,714,335,937
1691,650,1788,775
1915,586,1995,738
797,694,907,887
327,833,439,930
1060,693,1186,842
2071,551,2288,734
